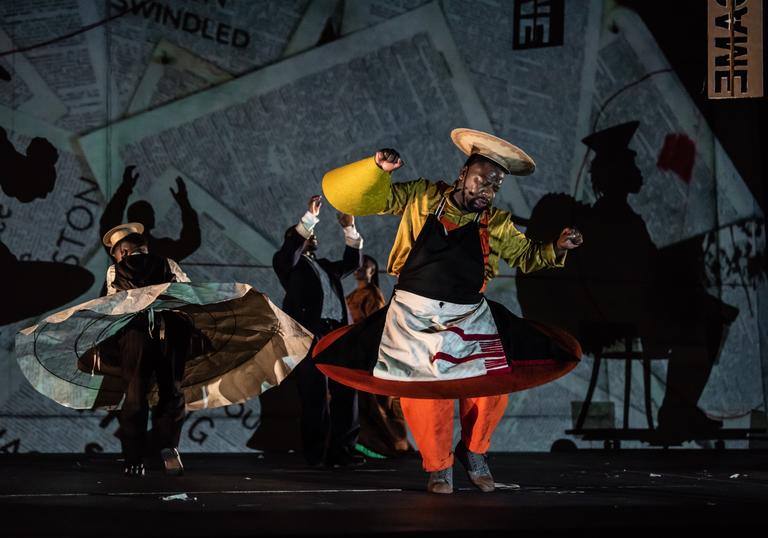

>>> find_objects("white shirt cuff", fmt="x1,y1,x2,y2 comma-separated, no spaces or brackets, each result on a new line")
296,211,319,239
343,225,363,249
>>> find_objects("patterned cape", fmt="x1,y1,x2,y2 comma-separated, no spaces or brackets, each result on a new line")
16,282,312,410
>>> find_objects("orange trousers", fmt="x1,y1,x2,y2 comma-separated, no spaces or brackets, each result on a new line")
400,395,509,472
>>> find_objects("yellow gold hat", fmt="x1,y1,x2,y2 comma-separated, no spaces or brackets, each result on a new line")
451,128,536,175
102,222,144,252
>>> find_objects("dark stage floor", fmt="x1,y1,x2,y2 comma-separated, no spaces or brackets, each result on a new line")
1,450,767,537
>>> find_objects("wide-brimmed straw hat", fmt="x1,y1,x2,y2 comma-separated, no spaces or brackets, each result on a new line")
451,128,536,175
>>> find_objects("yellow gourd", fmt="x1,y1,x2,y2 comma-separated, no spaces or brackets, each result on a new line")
321,156,391,216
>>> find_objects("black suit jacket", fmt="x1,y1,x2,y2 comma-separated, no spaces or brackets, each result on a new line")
273,227,362,335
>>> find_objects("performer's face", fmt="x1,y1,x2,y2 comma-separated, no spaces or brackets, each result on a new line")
456,160,505,212
112,245,130,263
355,258,376,282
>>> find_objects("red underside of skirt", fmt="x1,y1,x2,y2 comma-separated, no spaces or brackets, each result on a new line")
313,323,582,399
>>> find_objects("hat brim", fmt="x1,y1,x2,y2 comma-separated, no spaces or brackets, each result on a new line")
451,128,536,176
102,222,145,249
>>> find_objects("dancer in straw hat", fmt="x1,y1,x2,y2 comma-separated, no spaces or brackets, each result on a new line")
314,129,583,494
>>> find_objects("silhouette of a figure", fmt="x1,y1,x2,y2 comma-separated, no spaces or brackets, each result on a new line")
1,126,58,202
0,127,94,325
99,166,201,262
518,121,738,436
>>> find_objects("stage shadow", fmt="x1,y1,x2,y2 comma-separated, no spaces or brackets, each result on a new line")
100,165,201,263
517,121,738,437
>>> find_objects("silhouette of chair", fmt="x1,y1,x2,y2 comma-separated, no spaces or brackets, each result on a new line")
567,322,666,448
563,321,767,450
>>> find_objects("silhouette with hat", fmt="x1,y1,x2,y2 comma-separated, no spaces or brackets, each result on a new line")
518,121,738,436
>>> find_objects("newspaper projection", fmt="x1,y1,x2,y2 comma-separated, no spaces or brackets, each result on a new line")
0,27,67,122
342,0,602,211
80,2,496,299
0,1,108,133
126,40,233,116
127,0,343,116
97,0,310,118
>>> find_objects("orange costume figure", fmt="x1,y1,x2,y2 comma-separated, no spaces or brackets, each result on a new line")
347,255,412,458
314,130,583,494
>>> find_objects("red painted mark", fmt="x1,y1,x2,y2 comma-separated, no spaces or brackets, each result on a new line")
657,133,696,184
431,328,506,365
444,326,500,342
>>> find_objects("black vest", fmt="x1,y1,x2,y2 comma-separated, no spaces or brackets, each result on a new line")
396,198,485,305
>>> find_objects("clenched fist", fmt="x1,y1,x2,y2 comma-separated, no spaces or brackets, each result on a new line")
308,194,322,217
375,148,404,173
556,227,583,253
